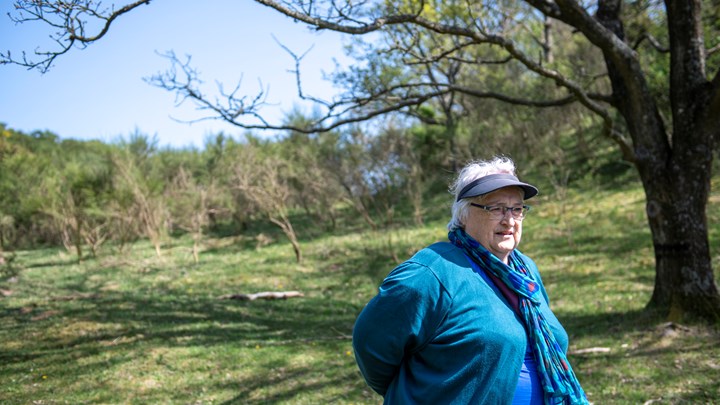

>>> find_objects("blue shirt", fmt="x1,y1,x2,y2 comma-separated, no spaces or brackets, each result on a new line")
352,242,569,404
513,347,544,404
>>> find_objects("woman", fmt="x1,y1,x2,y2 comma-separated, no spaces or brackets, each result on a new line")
352,157,588,404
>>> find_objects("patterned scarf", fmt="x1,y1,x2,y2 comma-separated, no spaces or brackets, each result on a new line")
448,228,588,405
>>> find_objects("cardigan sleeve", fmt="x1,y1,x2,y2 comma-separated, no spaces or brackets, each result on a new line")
352,260,451,396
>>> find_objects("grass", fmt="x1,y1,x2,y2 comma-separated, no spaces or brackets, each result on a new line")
1,180,719,404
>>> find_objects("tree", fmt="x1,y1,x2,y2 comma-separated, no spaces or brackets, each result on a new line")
0,126,64,248
111,137,168,258
3,0,719,320
229,137,304,263
276,115,346,232
166,166,211,264
37,139,114,261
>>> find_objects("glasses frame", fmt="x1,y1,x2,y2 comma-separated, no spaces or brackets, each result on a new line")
469,203,531,220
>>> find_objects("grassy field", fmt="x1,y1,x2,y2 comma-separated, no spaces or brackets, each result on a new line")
1,180,719,404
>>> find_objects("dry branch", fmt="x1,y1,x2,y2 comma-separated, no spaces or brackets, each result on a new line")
569,347,611,355
218,291,305,301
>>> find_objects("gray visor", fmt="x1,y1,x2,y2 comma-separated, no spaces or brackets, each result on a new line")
456,173,538,201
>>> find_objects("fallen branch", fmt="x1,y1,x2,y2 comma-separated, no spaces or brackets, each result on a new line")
569,347,611,355
218,291,304,301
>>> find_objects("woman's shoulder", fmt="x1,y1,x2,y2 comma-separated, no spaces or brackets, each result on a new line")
408,241,470,268
385,242,473,286
387,242,463,275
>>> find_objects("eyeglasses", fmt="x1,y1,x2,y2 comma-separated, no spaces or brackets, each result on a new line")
470,203,531,220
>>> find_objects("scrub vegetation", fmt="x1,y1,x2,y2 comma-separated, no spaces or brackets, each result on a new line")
1,173,718,404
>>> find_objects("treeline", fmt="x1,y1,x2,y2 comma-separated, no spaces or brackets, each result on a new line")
0,115,632,264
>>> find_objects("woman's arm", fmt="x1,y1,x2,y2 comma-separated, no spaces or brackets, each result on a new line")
352,261,450,395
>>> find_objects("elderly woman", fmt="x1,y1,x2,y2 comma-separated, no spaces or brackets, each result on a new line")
352,157,588,404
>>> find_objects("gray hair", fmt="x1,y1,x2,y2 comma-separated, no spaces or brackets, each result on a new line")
447,156,518,231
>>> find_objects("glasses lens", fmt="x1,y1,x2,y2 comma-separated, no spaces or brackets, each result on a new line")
472,204,530,220
500,206,528,220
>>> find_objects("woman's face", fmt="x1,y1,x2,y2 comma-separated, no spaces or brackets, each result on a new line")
464,186,525,263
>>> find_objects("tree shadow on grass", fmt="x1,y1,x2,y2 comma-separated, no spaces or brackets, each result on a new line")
0,286,364,402
563,310,720,404
557,308,660,340
70,294,356,346
22,258,78,269
217,365,369,404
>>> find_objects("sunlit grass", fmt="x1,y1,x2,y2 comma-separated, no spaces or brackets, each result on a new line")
1,180,718,403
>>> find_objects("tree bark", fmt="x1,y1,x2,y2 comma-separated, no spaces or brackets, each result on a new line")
643,163,719,321
590,0,720,320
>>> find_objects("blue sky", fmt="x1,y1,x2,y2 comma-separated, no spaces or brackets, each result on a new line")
0,1,350,149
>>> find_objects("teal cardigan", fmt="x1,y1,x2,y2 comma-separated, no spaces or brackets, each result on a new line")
352,242,569,404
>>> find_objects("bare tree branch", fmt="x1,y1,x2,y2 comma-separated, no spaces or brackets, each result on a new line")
250,1,634,155
2,0,152,72
632,33,670,52
142,0,621,145
144,51,273,127
708,43,720,56
147,47,609,135
4,0,620,147
272,36,332,106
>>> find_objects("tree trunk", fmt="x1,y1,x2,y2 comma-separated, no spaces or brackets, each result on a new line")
192,237,200,264
641,162,720,321
269,214,302,264
543,15,553,64
592,0,720,321
72,214,84,262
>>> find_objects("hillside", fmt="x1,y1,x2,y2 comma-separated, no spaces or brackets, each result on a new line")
1,179,718,403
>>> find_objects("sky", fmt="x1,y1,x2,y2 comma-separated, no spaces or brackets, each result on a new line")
0,1,351,149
